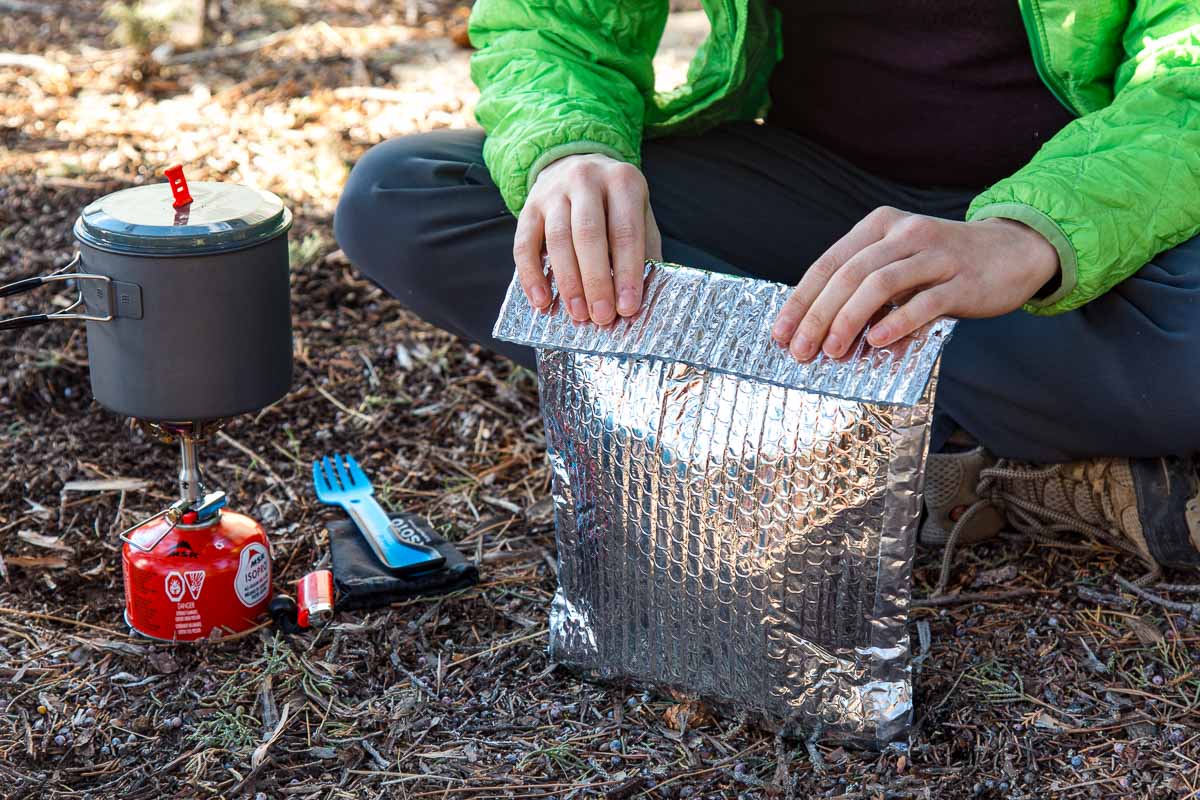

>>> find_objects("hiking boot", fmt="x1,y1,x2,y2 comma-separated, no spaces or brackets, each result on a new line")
920,445,1005,546
985,456,1200,572
926,451,1200,593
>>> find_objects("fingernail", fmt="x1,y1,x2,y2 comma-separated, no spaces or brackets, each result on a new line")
869,325,891,345
823,334,842,357
530,285,549,308
771,321,788,341
790,335,813,360
591,299,614,322
568,296,588,320
618,289,640,316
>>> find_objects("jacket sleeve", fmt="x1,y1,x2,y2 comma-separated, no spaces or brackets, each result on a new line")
468,1,670,215
967,2,1200,314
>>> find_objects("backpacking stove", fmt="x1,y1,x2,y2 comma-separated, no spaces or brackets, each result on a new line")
0,166,293,641
118,422,272,640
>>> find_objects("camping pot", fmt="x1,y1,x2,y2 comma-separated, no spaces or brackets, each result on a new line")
0,178,293,421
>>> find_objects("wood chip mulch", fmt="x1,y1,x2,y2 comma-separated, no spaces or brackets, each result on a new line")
1,2,1197,797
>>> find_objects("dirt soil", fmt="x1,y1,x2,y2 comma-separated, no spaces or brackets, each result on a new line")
1,2,1197,798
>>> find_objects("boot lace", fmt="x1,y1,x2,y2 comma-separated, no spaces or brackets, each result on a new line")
932,460,1163,597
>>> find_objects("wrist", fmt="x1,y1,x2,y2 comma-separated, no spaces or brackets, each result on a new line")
981,217,1060,292
534,151,622,186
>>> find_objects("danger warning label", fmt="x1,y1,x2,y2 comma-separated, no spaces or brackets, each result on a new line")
164,571,185,603
173,601,202,637
185,570,205,600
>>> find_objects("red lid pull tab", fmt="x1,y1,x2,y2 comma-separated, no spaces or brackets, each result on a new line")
164,164,193,208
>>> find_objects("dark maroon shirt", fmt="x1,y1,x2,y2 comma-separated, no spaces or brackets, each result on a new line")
767,1,1076,188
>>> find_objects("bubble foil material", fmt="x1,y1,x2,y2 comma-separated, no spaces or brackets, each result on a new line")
494,262,954,745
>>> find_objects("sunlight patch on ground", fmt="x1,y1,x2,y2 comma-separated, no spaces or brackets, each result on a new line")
2,22,478,215
3,12,710,215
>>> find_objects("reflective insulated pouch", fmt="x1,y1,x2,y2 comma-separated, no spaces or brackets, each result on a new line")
493,262,954,746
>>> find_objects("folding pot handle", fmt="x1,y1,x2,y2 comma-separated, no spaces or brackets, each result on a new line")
0,253,116,332
0,313,50,332
0,277,45,299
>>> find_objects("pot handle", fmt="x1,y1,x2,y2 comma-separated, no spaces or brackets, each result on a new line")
0,253,115,332
0,314,51,332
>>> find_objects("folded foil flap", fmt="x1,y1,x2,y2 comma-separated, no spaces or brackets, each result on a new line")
493,261,954,406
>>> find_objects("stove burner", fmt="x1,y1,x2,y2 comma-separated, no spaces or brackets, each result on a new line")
119,419,273,641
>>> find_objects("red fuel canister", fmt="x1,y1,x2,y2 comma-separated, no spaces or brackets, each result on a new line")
122,511,272,641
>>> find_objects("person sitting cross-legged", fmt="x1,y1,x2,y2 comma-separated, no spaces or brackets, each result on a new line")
335,0,1200,590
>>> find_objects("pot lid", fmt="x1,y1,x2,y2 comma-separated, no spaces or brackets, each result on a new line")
74,180,292,256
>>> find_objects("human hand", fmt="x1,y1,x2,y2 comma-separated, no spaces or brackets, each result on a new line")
771,207,1060,360
514,153,663,325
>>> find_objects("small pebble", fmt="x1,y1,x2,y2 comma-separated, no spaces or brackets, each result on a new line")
609,739,623,752
169,716,183,729
1070,755,1084,768
54,735,66,747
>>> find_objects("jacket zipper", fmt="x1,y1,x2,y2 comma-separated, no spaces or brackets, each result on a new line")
1018,0,1081,116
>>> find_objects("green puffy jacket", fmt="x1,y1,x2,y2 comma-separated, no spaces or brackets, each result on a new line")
468,0,1200,315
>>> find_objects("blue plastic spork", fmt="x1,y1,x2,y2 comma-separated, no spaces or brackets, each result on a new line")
313,453,444,573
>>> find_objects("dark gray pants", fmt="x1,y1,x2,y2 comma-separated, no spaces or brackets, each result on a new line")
334,124,1200,463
